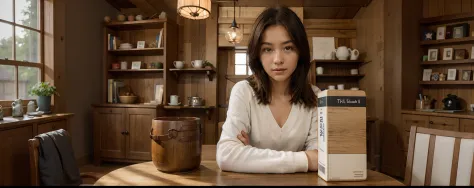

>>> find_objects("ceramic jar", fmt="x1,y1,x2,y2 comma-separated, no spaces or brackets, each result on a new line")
335,46,351,60
136,14,143,21
117,14,126,22
104,16,111,23
127,15,135,21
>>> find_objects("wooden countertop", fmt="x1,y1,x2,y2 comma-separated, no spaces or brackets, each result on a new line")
92,103,161,108
402,109,474,119
94,145,403,186
0,113,74,130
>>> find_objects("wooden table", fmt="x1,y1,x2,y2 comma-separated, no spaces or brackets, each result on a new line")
94,145,404,186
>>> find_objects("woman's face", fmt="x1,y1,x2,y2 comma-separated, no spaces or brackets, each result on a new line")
259,25,298,83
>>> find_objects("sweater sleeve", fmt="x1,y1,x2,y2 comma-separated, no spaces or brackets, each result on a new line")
305,85,320,151
216,81,309,173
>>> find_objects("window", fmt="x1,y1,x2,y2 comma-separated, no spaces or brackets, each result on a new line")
234,49,252,75
0,0,42,100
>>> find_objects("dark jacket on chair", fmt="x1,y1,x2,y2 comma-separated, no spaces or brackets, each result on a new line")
35,129,82,186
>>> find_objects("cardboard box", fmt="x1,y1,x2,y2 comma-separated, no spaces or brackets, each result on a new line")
317,90,367,181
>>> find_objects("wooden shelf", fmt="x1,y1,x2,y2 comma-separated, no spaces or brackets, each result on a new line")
421,59,474,65
108,48,164,56
169,68,216,81
419,81,474,85
92,103,162,109
108,69,163,72
225,75,249,83
420,13,474,25
105,18,167,30
316,74,365,78
164,105,215,120
311,59,364,64
420,37,474,46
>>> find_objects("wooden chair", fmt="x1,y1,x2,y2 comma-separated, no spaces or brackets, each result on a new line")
28,130,101,186
404,126,474,186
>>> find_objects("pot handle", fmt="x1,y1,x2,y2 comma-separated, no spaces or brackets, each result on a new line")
150,128,179,145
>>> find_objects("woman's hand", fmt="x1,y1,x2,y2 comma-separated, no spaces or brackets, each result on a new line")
304,150,318,172
237,130,250,146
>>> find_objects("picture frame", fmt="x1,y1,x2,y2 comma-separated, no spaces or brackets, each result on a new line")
428,49,439,61
455,49,466,60
137,41,145,49
423,69,432,81
446,25,453,39
462,70,472,81
443,48,453,60
453,26,464,39
131,61,141,69
154,84,164,104
431,72,440,81
447,69,457,81
423,30,436,40
437,26,446,40
471,46,474,59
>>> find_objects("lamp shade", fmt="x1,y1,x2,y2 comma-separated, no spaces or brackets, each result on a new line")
225,21,243,44
177,0,211,20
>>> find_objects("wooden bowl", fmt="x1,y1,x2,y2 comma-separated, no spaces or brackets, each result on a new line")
119,96,137,104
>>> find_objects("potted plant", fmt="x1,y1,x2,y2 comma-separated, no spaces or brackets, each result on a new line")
29,82,60,114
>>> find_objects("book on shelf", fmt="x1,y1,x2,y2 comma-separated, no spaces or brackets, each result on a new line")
157,29,164,48
108,79,113,103
107,34,118,50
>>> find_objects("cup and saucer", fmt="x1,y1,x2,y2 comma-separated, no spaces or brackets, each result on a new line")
168,102,181,106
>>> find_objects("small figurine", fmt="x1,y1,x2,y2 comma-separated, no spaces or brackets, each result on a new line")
0,105,4,120
27,101,36,113
12,99,24,117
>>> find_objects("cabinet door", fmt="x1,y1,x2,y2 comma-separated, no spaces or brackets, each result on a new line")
93,108,126,159
429,116,460,131
125,108,156,160
0,126,33,185
460,119,474,133
37,120,67,135
401,114,429,151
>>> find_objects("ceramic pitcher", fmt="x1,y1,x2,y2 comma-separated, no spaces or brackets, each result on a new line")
350,49,360,60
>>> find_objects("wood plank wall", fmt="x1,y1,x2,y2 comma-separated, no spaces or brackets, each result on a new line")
422,0,474,110
216,7,357,123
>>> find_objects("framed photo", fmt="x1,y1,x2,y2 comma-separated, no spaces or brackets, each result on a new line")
453,26,464,39
428,49,439,61
137,41,145,49
447,69,457,81
431,72,440,81
437,26,446,40
131,61,141,69
443,48,453,60
423,30,436,40
446,25,453,39
154,84,164,104
471,46,474,59
462,70,472,81
423,69,432,81
455,49,466,60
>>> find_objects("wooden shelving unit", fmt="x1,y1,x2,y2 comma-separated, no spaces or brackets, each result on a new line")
163,105,215,119
108,48,164,56
311,59,365,90
420,36,474,46
419,81,474,85
421,59,474,65
108,69,164,72
169,68,216,81
105,19,167,30
420,12,474,25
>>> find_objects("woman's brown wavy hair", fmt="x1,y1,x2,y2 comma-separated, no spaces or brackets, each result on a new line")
246,6,317,109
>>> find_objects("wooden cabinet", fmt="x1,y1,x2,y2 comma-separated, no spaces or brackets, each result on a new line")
460,119,474,133
428,116,459,131
0,126,33,186
402,114,429,131
0,114,73,186
94,107,157,164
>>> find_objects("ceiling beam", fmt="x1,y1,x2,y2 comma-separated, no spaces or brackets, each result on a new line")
129,0,158,17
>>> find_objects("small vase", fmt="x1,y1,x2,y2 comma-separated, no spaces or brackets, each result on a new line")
128,15,135,21
37,96,52,114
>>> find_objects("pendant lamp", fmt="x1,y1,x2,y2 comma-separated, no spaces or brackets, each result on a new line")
224,0,243,44
177,0,211,20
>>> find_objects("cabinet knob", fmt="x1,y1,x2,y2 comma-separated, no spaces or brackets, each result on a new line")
125,131,129,135
429,121,434,124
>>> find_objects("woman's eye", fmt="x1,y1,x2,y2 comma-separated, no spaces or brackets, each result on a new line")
284,46,294,51
262,48,272,53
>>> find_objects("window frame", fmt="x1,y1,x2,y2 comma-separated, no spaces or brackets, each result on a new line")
0,0,44,104
234,49,252,76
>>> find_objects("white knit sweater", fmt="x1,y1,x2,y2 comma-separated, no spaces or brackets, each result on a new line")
216,81,319,173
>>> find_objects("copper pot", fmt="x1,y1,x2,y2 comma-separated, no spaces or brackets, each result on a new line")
150,117,202,173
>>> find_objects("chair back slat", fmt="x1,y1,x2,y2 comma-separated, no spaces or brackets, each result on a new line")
405,126,474,186
28,138,40,186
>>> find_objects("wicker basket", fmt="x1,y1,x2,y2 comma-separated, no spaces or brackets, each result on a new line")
119,96,137,104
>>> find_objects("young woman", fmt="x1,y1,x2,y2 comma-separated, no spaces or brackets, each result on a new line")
216,6,320,173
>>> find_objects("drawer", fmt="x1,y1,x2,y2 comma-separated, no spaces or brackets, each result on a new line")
460,119,474,133
402,114,429,131
95,108,124,114
429,116,459,131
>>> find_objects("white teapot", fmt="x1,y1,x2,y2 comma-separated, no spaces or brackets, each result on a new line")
335,46,351,60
